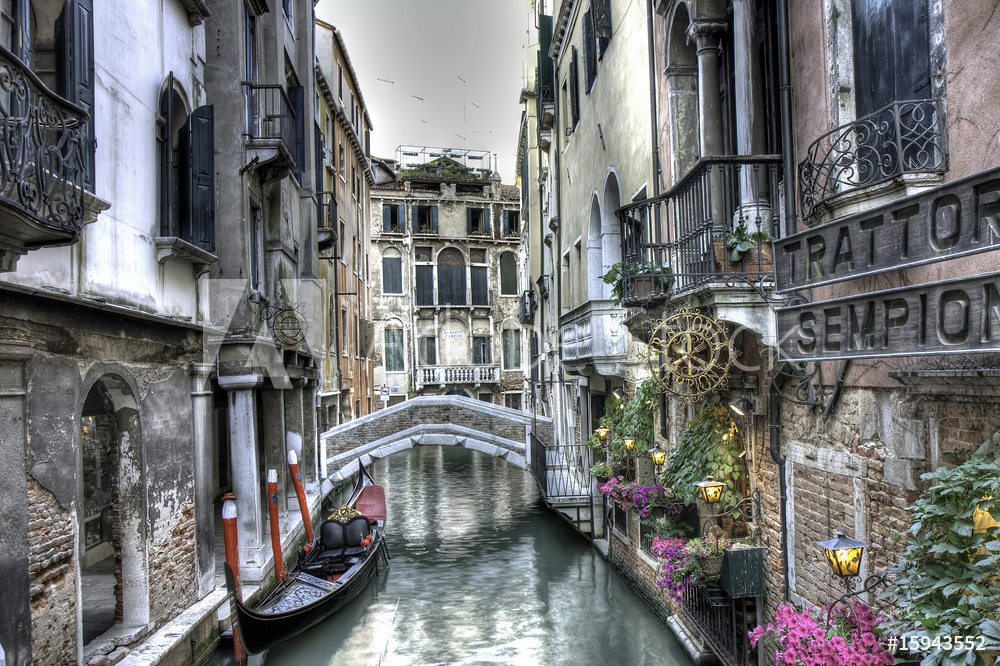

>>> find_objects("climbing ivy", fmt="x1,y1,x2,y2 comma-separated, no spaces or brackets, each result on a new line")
586,379,658,470
884,453,1000,664
661,404,746,508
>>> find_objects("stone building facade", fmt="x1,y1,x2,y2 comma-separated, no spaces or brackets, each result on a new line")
314,19,376,430
370,147,528,410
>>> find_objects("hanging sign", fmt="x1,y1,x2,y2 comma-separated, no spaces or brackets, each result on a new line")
777,272,1000,361
775,167,1000,293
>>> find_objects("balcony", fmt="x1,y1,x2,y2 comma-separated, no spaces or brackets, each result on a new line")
417,364,500,389
316,191,337,253
616,156,781,331
0,45,101,271
559,300,627,377
243,82,298,180
798,99,945,219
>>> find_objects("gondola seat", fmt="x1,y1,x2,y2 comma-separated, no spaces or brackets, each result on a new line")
341,516,372,557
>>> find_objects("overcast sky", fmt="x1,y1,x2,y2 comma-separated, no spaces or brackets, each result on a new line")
315,0,527,184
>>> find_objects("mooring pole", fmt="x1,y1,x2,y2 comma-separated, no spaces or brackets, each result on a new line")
222,494,247,665
267,469,289,583
288,449,315,550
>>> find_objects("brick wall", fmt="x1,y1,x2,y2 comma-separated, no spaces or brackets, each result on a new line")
147,503,197,626
28,478,77,665
607,510,680,624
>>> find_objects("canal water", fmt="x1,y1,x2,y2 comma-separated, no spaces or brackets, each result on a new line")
214,445,691,665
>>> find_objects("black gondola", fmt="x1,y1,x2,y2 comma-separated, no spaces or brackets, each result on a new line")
223,459,388,655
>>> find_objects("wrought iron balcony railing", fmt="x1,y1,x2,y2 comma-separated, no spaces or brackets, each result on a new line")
798,98,945,219
0,44,90,237
682,583,758,666
616,155,782,302
418,364,499,387
243,82,297,159
316,191,337,252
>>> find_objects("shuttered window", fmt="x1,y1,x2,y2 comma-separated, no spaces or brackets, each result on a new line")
437,248,466,305
384,328,404,372
56,0,95,191
471,266,488,305
179,106,216,253
415,265,434,305
382,249,402,294
583,9,596,92
594,0,612,57
852,0,930,117
503,328,521,370
569,47,580,128
383,204,405,233
473,336,491,364
500,252,517,295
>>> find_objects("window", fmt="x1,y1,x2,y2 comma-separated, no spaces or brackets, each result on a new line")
354,314,360,357
250,201,262,288
471,249,488,306
384,326,404,372
282,0,293,33
341,309,348,356
52,0,96,190
594,0,612,58
504,392,522,411
502,325,521,370
338,65,343,99
500,252,517,295
383,204,404,233
382,248,402,294
473,336,491,364
158,77,216,253
437,248,467,305
339,220,346,261
467,207,490,235
339,144,346,178
852,0,930,118
418,337,436,365
502,210,520,238
413,204,438,233
478,392,493,403
415,247,434,306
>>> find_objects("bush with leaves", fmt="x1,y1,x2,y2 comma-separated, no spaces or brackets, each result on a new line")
883,453,1000,665
587,392,622,450
661,404,747,508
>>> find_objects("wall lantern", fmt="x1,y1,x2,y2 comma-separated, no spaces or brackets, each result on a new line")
612,388,624,402
622,435,636,451
649,445,667,467
973,495,998,531
695,475,725,505
596,426,610,442
818,531,866,584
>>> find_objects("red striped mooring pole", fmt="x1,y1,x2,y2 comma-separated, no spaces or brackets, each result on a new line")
287,449,314,550
221,493,246,666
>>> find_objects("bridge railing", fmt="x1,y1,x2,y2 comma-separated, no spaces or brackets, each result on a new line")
529,432,592,500
417,364,500,388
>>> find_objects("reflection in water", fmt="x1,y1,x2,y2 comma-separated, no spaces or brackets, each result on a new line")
259,446,691,666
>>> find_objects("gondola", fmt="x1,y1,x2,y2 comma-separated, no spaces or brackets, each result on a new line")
223,459,388,655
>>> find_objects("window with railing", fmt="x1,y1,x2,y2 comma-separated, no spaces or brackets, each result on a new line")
413,204,438,233
437,248,466,305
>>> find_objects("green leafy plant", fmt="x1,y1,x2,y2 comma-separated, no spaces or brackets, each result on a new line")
601,259,673,306
588,392,623,450
615,378,658,455
661,404,747,508
590,461,614,480
883,453,1000,665
726,222,773,262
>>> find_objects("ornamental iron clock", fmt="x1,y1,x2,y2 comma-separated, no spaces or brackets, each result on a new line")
647,306,732,400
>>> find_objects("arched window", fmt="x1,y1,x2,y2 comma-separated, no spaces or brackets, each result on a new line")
502,320,521,370
470,248,488,305
158,75,216,252
383,322,404,372
500,252,517,295
437,248,466,305
382,247,402,294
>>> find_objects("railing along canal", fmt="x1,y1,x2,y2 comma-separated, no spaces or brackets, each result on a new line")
682,583,757,666
529,432,591,500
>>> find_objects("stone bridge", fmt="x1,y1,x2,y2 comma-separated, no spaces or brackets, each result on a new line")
319,396,598,536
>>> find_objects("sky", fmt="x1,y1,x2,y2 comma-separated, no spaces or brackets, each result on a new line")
315,0,528,184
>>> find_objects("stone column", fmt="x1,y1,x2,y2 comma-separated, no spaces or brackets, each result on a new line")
0,342,34,666
190,363,216,599
284,381,306,485
301,378,318,487
689,20,728,231
218,374,266,574
732,0,772,225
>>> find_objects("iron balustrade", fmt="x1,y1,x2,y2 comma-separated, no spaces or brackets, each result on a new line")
799,99,945,219
529,432,592,500
616,156,782,300
682,583,758,666
243,82,297,158
0,44,90,236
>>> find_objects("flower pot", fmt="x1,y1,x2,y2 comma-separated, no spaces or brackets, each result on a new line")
720,546,766,598
622,274,670,306
713,241,774,273
698,553,725,577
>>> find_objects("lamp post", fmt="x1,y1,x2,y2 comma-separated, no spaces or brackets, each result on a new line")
728,398,750,417
622,435,636,452
649,445,667,468
817,531,867,593
596,426,610,442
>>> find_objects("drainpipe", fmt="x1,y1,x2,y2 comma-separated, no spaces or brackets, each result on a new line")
776,0,796,237
553,52,564,447
770,372,790,603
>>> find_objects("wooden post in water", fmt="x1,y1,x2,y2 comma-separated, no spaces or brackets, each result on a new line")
267,469,289,582
288,449,314,551
221,494,247,666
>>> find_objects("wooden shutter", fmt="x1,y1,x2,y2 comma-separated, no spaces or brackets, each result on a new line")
583,10,596,92
289,85,305,174
56,0,95,191
159,73,176,237
483,207,491,235
471,266,488,305
397,204,405,232
384,204,393,232
539,14,554,91
594,0,612,54
180,105,216,253
431,206,439,233
314,125,324,225
467,207,473,235
570,47,580,127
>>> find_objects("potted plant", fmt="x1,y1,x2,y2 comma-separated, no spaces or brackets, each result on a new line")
687,534,731,579
651,536,697,603
602,259,673,307
722,221,774,267
590,461,614,482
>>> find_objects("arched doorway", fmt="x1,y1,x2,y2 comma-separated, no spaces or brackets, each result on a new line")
601,172,622,300
79,374,149,644
587,193,604,300
437,248,466,306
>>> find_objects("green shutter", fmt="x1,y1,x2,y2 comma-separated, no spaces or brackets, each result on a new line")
180,105,216,253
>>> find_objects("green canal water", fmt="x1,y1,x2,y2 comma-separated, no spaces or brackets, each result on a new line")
213,445,691,665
